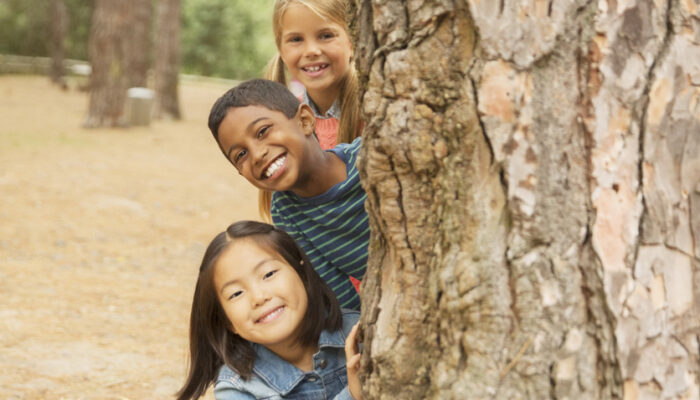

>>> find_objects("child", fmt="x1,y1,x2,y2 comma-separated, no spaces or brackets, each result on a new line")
261,0,363,222
266,0,361,149
208,79,368,311
176,220,363,400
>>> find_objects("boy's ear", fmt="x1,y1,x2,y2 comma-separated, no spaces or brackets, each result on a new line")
296,104,316,137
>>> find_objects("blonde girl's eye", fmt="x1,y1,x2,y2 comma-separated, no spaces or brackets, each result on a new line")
320,31,335,40
287,35,303,43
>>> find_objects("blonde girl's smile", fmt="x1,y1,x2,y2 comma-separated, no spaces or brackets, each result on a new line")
279,2,352,112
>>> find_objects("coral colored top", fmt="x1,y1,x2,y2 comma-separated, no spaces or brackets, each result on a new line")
301,89,340,150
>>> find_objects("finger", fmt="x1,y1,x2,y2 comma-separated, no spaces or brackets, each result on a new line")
347,353,361,369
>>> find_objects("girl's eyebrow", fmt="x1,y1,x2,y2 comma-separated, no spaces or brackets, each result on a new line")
219,258,275,294
225,117,269,160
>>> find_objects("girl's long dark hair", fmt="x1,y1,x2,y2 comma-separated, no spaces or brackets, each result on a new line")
176,221,342,400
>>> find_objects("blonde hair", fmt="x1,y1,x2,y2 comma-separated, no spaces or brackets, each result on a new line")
259,0,361,222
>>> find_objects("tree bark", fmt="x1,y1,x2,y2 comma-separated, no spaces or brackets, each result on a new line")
352,1,700,399
84,0,131,128
126,0,153,89
153,0,181,120
48,0,68,88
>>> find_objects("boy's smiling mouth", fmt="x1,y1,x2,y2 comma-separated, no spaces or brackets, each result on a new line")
262,154,287,179
256,305,285,324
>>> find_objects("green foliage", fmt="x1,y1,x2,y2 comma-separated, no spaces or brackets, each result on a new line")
0,0,275,79
0,0,92,60
181,0,275,79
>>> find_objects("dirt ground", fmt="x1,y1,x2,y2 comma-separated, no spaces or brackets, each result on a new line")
0,75,260,399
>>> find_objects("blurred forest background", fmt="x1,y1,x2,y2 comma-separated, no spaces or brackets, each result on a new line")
0,0,274,398
0,0,276,80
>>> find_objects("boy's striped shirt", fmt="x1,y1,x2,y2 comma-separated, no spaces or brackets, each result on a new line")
271,138,368,310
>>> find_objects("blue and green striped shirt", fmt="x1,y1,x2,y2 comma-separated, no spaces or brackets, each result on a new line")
271,138,368,310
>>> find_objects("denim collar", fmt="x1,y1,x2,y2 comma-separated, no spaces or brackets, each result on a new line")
302,89,341,120
250,328,346,395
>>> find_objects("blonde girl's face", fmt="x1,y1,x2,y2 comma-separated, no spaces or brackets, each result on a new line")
278,3,352,108
213,239,308,353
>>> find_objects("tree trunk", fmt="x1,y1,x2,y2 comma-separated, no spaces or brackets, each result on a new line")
153,0,181,120
84,0,131,128
126,0,153,89
351,1,699,399
48,0,68,88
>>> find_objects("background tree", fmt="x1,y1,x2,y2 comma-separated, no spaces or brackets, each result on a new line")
126,0,153,89
351,1,699,399
48,0,68,87
153,0,181,119
83,0,132,128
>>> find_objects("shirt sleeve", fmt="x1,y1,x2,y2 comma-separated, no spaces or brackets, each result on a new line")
213,381,256,400
332,386,356,400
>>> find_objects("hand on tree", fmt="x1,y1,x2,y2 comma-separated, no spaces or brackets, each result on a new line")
345,323,363,400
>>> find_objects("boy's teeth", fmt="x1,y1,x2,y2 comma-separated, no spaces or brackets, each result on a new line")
264,156,285,178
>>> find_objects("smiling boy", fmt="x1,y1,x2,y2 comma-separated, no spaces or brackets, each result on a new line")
207,79,367,310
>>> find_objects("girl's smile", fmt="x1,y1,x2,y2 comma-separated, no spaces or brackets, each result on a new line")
279,3,352,114
214,239,308,353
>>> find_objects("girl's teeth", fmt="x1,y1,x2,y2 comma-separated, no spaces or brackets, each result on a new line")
304,64,326,72
258,307,283,323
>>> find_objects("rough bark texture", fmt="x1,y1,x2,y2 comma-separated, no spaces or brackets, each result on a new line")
153,0,181,120
49,0,68,87
351,1,700,399
84,0,131,128
126,0,153,89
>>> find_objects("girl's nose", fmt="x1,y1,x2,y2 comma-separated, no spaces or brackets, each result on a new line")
304,40,322,57
251,286,270,307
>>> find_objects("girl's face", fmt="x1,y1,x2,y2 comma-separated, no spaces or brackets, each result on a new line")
213,239,308,352
278,3,352,108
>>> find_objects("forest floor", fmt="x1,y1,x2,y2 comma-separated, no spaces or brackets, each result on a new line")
0,75,259,399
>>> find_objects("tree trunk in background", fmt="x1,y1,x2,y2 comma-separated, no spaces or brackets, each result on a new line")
351,1,699,399
84,0,131,128
153,0,181,120
126,0,153,89
48,0,68,88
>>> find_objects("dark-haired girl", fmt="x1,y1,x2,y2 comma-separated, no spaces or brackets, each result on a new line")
177,220,362,400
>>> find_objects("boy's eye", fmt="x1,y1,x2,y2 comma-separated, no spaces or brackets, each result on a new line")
228,290,243,300
257,125,270,138
233,149,247,164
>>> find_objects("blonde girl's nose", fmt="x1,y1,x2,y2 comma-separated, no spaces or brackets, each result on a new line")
304,40,322,56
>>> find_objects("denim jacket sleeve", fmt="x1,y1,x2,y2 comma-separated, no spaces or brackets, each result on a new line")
213,381,257,400
333,386,355,400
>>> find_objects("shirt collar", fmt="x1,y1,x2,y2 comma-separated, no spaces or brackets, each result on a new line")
302,89,341,120
250,329,345,395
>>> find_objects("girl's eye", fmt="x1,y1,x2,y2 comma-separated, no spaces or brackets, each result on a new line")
228,290,243,300
263,270,277,279
288,35,302,43
320,32,335,40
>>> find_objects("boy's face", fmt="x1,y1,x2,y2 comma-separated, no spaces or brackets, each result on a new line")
216,104,316,193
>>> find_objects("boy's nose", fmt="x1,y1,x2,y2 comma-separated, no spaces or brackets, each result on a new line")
251,146,269,166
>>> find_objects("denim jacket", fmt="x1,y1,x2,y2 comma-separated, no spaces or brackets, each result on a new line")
214,310,360,400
